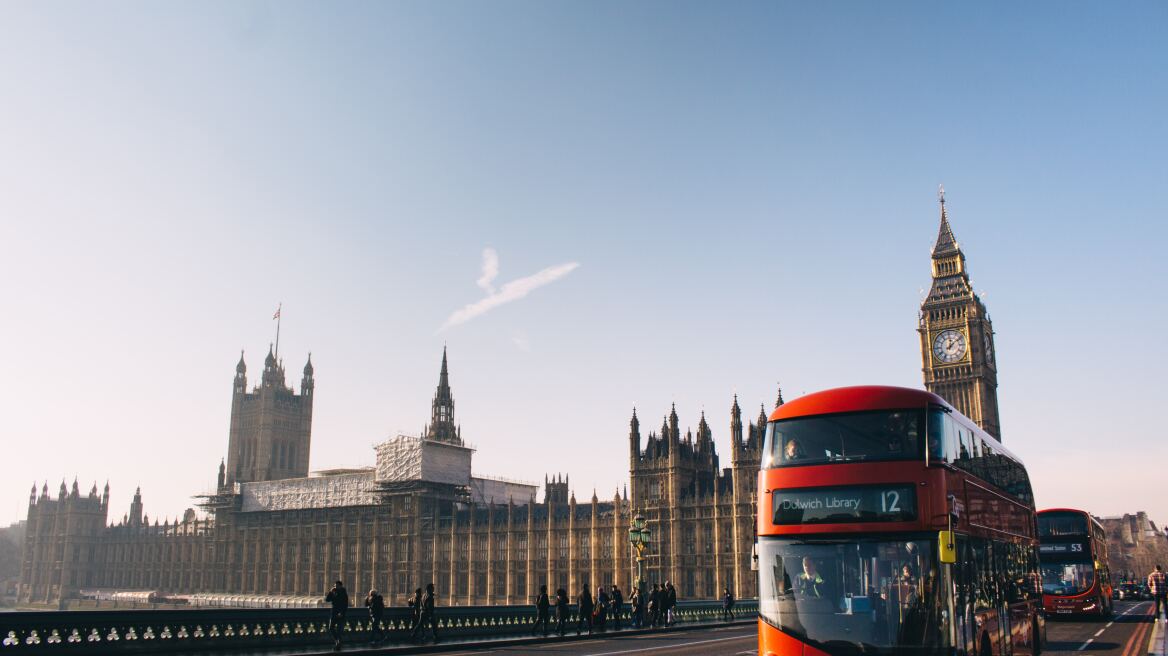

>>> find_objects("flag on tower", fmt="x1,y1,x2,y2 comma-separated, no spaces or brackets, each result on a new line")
273,305,281,320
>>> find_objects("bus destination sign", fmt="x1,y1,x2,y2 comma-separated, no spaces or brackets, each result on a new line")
1038,542,1088,555
772,485,917,525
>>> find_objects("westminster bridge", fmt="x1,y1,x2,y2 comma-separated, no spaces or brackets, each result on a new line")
0,600,755,654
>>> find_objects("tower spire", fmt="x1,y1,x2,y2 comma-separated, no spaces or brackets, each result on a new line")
426,346,458,444
933,185,959,256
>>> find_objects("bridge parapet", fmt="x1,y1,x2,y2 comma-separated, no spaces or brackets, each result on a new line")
0,599,758,654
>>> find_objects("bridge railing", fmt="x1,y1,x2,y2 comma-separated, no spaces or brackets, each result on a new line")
0,599,758,654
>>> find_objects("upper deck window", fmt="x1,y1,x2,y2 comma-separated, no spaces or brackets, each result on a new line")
1038,512,1089,537
762,409,923,469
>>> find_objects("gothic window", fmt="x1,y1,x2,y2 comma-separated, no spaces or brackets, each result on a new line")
537,536,547,559
558,535,569,559
580,535,591,560
704,526,713,554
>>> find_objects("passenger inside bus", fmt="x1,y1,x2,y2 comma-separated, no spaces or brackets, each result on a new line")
784,439,803,462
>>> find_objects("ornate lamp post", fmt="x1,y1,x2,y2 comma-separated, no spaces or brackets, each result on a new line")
628,514,651,597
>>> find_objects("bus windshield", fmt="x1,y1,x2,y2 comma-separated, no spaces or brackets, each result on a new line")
763,409,924,469
758,536,950,653
1042,562,1095,596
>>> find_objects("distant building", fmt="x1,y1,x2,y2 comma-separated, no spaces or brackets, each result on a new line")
1102,512,1168,581
18,348,764,605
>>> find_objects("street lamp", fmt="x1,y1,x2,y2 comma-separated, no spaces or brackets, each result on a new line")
628,514,651,597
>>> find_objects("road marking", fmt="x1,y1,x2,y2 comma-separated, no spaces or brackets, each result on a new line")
1071,602,1149,654
1117,603,1153,656
579,633,755,656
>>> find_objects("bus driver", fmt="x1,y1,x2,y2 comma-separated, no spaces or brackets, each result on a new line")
796,557,826,599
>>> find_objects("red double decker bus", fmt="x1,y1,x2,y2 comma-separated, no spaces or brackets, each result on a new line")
1038,508,1113,617
757,386,1044,656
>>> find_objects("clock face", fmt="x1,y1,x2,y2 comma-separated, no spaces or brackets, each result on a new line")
932,329,967,364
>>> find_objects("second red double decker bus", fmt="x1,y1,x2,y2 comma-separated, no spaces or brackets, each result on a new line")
758,386,1044,656
1038,508,1113,617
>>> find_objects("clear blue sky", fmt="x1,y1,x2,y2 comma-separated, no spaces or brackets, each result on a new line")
2,2,1165,527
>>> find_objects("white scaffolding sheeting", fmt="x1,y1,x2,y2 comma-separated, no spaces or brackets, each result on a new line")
470,476,537,505
240,472,378,512
374,435,472,486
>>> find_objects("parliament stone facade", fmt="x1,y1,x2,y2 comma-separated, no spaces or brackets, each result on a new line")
18,347,766,606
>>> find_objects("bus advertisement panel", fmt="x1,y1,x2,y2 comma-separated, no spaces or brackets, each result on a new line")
758,386,1044,656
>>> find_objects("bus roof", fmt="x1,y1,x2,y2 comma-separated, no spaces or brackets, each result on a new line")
769,385,950,423
769,385,1028,467
1039,508,1103,526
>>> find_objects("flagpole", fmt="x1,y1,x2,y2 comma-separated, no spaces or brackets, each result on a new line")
274,302,282,362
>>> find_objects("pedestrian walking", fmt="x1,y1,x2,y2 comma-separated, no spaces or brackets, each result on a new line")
630,587,643,628
610,585,624,630
324,580,349,652
555,587,570,636
664,581,677,626
410,583,439,643
407,587,422,633
594,585,609,631
532,585,551,636
722,587,735,621
364,589,385,645
1150,565,1168,621
647,584,660,627
576,586,594,635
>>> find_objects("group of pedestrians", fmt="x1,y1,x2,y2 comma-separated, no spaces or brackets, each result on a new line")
321,577,718,651
322,580,438,652
531,583,627,636
627,581,678,628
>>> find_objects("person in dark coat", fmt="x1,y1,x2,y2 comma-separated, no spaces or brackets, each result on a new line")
364,589,385,645
594,585,609,631
576,587,594,635
629,587,642,628
532,585,551,636
325,580,349,651
610,585,624,629
410,583,439,643
407,588,422,634
722,587,735,621
647,584,661,627
664,581,677,626
555,588,570,636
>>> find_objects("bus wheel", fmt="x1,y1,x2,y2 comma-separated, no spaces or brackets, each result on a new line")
980,633,993,656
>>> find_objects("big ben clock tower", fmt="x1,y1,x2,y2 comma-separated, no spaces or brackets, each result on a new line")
918,187,1002,440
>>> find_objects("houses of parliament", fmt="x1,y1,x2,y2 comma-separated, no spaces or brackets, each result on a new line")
17,192,1001,606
